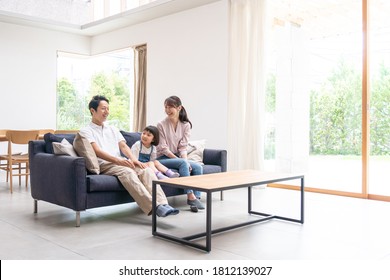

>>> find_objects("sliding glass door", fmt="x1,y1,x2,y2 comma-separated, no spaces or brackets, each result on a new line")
264,0,390,200
369,0,390,197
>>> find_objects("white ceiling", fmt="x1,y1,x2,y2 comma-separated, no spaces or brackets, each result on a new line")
0,0,221,36
4,0,387,39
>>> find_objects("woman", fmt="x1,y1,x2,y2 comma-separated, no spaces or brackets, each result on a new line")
156,96,204,210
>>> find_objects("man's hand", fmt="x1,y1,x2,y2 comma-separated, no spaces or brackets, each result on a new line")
134,160,148,169
116,158,135,169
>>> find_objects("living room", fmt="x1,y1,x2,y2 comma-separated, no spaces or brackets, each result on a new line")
0,0,228,150
1,0,390,279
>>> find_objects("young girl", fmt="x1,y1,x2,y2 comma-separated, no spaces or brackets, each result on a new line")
131,125,180,180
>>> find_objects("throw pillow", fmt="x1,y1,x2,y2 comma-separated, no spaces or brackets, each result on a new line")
73,133,100,174
52,138,78,157
43,133,76,154
120,131,141,148
187,139,206,164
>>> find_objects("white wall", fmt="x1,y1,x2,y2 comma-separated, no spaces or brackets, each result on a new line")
0,0,229,150
91,0,229,149
0,21,90,130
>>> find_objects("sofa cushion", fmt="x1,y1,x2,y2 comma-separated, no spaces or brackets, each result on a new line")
120,131,141,148
73,133,100,174
87,175,126,192
44,133,76,154
52,138,78,157
203,165,222,174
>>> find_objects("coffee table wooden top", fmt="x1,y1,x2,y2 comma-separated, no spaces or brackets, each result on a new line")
155,169,304,192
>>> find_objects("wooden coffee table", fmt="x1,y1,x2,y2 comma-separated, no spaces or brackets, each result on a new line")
152,169,304,252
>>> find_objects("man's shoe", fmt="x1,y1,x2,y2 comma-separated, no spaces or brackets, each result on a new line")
156,204,179,217
187,198,205,210
164,204,180,215
156,205,171,217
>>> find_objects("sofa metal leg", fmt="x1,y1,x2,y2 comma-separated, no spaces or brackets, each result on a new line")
76,211,80,227
34,199,38,213
220,190,224,201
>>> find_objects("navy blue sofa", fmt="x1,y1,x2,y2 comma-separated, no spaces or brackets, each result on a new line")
28,131,227,226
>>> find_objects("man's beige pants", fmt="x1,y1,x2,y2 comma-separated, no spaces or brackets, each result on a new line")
100,163,168,215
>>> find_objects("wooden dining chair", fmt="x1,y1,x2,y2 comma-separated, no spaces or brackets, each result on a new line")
54,129,79,134
0,129,22,183
0,129,11,182
0,130,40,193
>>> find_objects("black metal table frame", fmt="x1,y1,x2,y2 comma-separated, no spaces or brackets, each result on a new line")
152,174,304,252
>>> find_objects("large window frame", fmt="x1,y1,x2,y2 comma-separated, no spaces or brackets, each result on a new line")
267,0,390,202
56,48,135,131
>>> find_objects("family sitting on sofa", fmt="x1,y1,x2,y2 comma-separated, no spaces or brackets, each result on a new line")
77,95,177,218
75,94,207,218
29,95,227,226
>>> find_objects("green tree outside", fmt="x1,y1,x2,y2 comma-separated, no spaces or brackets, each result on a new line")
310,60,362,155
57,71,131,131
89,72,131,131
264,73,276,159
265,59,390,158
56,78,87,129
370,63,390,155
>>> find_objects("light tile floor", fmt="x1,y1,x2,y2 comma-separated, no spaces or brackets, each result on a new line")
1,173,390,260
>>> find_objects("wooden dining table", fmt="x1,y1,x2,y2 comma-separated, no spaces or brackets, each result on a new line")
0,131,7,142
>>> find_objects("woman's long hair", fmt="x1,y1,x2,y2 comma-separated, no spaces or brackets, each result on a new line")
164,96,192,128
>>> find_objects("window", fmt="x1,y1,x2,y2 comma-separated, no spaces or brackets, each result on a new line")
264,0,390,201
265,0,362,193
56,48,134,131
369,0,390,197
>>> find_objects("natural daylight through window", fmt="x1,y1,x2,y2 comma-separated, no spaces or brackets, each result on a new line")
264,0,390,199
56,48,135,131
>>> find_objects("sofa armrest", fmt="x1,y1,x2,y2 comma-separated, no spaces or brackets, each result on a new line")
29,141,88,211
203,149,227,172
29,139,46,154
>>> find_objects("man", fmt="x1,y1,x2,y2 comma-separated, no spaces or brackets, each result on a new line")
80,95,179,217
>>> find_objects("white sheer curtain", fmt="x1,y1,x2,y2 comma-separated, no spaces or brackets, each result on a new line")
228,0,267,171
